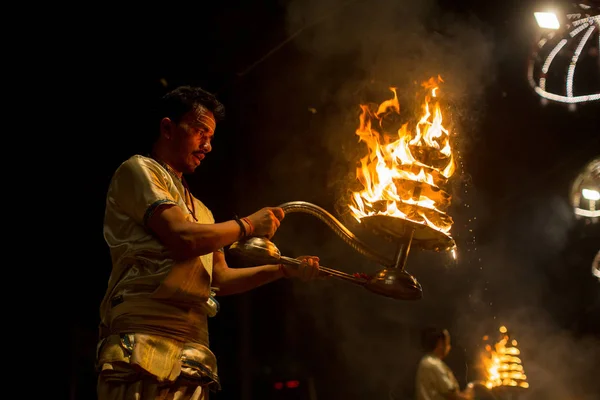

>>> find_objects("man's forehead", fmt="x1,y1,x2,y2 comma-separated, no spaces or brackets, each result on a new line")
190,106,216,131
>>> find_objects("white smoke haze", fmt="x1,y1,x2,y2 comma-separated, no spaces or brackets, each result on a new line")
225,0,599,398
284,0,494,109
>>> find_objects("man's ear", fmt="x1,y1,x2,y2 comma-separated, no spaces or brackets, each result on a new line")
160,117,174,139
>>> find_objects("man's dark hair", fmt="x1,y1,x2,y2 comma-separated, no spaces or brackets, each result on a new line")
158,85,226,125
420,327,447,352
143,85,226,152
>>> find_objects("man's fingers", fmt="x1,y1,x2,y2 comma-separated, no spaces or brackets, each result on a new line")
303,257,319,281
302,258,313,281
308,260,319,280
271,207,285,221
294,256,321,281
312,258,321,279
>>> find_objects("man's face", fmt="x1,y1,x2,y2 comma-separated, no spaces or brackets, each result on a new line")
167,107,216,174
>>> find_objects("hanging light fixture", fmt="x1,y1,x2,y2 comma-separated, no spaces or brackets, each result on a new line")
571,157,600,222
528,2,600,108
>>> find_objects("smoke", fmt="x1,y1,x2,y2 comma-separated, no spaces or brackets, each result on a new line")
272,183,600,399
280,0,494,217
231,0,496,397
285,0,494,98
221,1,599,399
451,194,600,400
231,0,495,212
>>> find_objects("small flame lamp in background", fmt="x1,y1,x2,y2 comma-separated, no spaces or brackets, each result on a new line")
479,326,529,400
571,156,600,223
528,2,600,110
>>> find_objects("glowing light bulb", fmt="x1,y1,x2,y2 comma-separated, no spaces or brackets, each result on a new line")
534,12,560,29
582,188,600,201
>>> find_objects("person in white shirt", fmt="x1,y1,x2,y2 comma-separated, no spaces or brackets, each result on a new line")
415,327,473,400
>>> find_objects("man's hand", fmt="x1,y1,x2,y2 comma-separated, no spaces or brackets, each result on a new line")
448,386,474,400
461,384,475,400
283,256,320,281
245,207,285,238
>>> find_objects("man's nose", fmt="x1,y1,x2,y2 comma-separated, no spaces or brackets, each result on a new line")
202,142,212,152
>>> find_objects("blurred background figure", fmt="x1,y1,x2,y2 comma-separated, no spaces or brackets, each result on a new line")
415,327,474,400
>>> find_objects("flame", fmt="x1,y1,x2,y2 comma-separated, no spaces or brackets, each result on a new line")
348,76,455,234
481,326,529,390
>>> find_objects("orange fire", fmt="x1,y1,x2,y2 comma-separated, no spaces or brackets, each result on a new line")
481,326,529,390
348,76,455,234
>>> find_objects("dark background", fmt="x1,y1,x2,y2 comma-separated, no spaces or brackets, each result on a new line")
66,0,599,399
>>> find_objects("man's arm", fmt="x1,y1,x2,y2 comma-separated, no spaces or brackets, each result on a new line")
211,250,321,296
115,158,282,259
147,205,283,260
147,204,244,259
211,250,285,295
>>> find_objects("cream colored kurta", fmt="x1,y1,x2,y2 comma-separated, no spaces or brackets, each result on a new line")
97,155,219,386
415,354,460,400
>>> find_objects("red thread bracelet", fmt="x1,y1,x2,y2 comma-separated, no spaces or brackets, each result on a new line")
242,217,255,236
